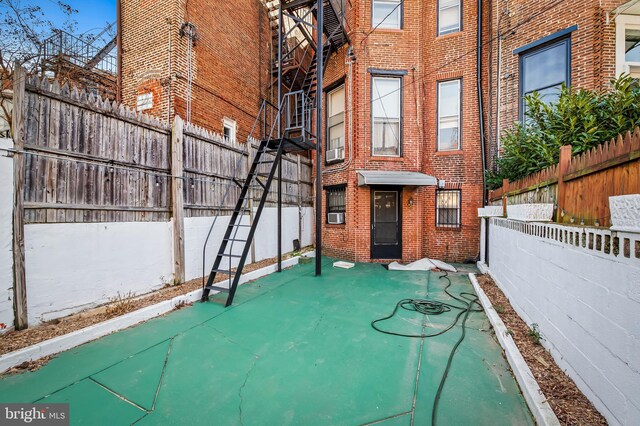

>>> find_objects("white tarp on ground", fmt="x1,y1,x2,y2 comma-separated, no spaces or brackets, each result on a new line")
388,258,457,272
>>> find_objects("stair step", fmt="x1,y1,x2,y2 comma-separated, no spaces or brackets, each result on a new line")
218,253,242,258
205,285,230,293
223,237,248,243
211,268,234,275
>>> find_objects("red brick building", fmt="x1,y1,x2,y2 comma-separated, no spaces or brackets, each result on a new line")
484,0,634,166
118,0,271,140
321,0,485,263
117,0,638,264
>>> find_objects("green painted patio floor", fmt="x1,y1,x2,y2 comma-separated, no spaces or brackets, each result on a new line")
0,258,533,425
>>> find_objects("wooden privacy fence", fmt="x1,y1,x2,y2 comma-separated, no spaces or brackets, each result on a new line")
9,68,313,329
15,70,313,224
488,128,640,227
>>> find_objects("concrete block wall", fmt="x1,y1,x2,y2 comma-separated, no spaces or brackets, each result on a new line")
0,207,312,329
0,138,14,330
486,217,640,425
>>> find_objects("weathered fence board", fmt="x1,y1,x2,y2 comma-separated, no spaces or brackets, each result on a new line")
19,75,313,224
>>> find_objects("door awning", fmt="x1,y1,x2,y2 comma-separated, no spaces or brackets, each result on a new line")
357,170,438,187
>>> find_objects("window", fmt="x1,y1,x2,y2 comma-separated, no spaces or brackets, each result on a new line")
326,186,346,224
616,15,640,79
438,0,461,36
372,76,401,156
327,86,345,162
437,79,461,151
519,37,570,120
223,118,237,143
372,0,402,29
436,190,461,228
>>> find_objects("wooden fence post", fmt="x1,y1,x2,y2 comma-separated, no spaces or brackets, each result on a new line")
171,116,185,284
12,64,28,330
556,145,572,222
502,178,508,218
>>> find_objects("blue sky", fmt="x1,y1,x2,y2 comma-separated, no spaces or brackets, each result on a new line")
40,0,116,36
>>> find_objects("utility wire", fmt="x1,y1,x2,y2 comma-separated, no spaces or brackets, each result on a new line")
360,0,404,46
352,0,570,117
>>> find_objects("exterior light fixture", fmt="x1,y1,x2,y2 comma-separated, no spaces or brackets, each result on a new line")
407,197,414,207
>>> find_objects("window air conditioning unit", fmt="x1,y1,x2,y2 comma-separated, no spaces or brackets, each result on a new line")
326,147,344,163
327,212,345,224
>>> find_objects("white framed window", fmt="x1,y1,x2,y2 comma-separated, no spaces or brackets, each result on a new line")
436,190,461,228
437,79,461,151
223,118,237,143
327,86,345,162
616,14,640,79
372,0,402,29
438,0,461,36
372,76,401,156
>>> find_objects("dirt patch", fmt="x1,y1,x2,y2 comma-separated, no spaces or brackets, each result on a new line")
477,274,607,426
0,252,307,358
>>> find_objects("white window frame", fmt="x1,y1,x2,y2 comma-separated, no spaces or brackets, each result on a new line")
327,85,345,156
371,76,402,157
372,0,402,30
616,14,640,78
438,0,461,36
223,118,237,143
436,189,461,228
437,79,461,151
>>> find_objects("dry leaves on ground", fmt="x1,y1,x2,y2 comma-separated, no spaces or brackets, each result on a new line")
477,274,607,426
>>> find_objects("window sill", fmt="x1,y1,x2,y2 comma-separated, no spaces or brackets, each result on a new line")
435,150,463,156
436,30,463,41
325,223,347,228
435,226,462,231
368,28,403,33
325,158,345,167
370,155,404,162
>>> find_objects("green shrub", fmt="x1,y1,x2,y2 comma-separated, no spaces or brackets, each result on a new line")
487,75,640,189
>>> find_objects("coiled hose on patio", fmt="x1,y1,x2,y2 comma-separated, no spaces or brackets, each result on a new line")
371,272,483,425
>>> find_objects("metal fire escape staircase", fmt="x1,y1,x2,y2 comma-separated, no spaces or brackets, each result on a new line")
201,0,349,307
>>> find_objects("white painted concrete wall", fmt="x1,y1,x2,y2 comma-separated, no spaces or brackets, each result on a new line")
0,138,15,331
184,207,313,282
0,203,313,327
486,218,640,425
24,222,174,324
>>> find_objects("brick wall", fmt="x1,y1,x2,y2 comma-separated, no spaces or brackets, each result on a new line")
484,0,629,169
120,0,271,139
320,0,484,263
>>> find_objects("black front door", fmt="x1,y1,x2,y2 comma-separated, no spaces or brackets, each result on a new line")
371,188,402,259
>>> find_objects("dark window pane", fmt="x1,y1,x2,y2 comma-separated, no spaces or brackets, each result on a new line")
522,41,567,93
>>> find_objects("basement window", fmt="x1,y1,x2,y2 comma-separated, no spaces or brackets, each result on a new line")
372,76,401,156
436,190,461,228
223,118,237,143
616,15,640,79
326,185,346,224
438,0,461,36
372,0,402,29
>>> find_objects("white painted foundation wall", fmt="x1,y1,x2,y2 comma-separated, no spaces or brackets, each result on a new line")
0,206,314,327
485,218,640,425
24,221,174,324
0,138,14,330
